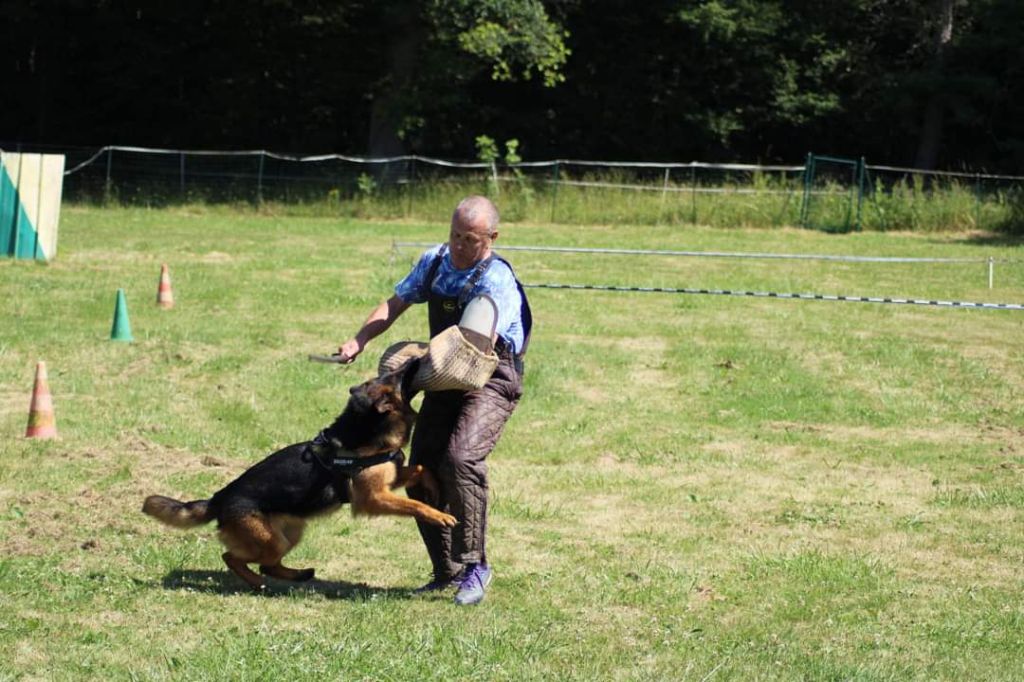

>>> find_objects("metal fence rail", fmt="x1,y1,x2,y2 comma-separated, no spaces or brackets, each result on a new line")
393,241,1005,264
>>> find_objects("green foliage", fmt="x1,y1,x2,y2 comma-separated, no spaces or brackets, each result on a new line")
437,0,570,86
475,136,532,208
6,0,1024,170
356,172,377,197
475,135,500,165
504,138,522,166
1003,187,1024,235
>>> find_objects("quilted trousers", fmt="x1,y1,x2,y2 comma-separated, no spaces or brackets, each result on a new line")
407,353,522,579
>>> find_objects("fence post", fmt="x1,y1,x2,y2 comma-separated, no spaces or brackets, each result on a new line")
974,173,982,230
988,256,994,289
179,152,186,199
690,164,697,225
659,167,671,225
257,152,265,205
800,152,813,227
406,157,416,218
549,161,560,222
855,157,866,231
105,148,113,204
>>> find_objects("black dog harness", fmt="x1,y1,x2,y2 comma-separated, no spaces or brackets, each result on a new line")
307,434,404,477
328,449,404,476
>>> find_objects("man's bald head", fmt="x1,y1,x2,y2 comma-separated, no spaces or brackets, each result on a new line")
448,196,500,269
452,196,500,234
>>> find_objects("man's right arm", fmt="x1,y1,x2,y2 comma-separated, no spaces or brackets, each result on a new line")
337,295,412,363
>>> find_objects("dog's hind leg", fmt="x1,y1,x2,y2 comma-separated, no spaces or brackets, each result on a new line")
219,512,298,590
222,552,266,591
259,515,314,582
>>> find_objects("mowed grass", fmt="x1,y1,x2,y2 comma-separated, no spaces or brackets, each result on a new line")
1,205,1023,680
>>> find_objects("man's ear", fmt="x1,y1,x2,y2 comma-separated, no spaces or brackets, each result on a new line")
490,230,499,243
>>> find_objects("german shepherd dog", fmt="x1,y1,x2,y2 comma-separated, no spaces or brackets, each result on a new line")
142,365,456,590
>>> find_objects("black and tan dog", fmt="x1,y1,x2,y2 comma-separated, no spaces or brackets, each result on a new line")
142,366,455,590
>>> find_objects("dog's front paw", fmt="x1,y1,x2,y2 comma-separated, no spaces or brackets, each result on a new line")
431,511,458,527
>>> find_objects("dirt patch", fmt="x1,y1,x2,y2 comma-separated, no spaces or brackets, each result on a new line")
197,251,234,263
765,420,1022,448
0,435,242,557
571,383,610,404
615,337,669,354
629,367,670,386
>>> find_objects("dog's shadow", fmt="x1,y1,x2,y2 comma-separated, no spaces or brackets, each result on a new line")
161,569,417,600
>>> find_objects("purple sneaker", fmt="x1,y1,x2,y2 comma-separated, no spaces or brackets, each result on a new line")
414,572,461,594
453,563,492,606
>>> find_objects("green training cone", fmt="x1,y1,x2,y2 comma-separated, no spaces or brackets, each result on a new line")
110,288,134,342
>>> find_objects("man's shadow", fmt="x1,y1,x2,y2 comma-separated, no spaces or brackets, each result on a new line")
160,569,417,600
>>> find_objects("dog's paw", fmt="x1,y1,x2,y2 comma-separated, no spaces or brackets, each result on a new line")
433,512,458,527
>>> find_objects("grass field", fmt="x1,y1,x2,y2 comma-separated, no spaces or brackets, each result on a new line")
2,205,1023,680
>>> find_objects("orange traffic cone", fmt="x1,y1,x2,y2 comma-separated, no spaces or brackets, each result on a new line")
26,361,57,439
157,263,174,308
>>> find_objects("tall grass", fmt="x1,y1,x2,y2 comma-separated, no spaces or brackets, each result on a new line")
80,170,1024,234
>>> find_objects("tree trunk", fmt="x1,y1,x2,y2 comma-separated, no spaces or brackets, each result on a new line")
367,7,422,160
914,0,955,170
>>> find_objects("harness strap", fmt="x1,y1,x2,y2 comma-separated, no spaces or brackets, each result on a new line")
421,244,448,300
458,255,496,305
421,244,532,361
331,449,403,476
308,442,403,477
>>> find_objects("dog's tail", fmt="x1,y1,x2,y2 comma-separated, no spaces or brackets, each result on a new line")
142,495,214,528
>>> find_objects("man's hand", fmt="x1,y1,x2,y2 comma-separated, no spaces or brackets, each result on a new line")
336,338,363,364
334,296,410,365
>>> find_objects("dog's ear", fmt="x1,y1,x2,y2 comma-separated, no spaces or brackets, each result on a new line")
356,379,400,414
371,386,401,414
348,383,374,412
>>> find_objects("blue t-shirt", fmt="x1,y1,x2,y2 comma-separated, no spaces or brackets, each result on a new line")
395,245,525,354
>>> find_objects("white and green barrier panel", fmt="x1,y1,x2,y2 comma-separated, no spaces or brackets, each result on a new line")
1,152,65,261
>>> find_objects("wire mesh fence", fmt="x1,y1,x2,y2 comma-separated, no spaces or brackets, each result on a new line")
3,143,1022,232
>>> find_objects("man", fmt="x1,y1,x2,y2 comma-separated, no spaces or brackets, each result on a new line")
336,195,530,606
